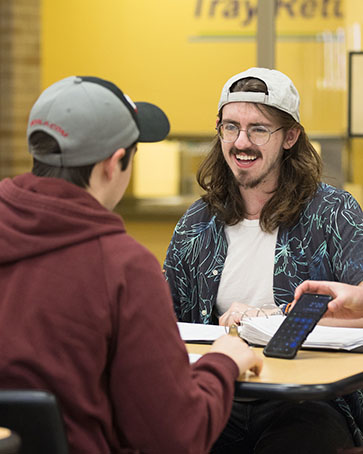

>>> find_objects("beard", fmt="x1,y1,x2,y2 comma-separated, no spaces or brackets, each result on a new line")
230,146,283,190
238,170,272,189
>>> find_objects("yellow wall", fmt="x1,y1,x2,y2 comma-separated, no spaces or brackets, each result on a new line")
41,0,363,195
346,0,363,186
133,141,180,198
42,0,346,136
39,0,363,255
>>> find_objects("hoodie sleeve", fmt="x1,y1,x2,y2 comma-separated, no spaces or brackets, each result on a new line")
104,234,238,454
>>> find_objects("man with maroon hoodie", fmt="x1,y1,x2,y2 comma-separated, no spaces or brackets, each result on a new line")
0,76,262,454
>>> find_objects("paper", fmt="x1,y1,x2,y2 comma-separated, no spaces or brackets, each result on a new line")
178,318,363,352
178,322,226,343
240,315,363,352
188,353,202,363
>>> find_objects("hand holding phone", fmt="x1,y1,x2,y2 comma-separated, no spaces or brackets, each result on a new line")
263,293,332,359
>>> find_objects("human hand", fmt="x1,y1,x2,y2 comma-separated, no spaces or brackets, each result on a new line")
293,280,363,319
210,334,263,377
219,302,281,327
218,302,251,327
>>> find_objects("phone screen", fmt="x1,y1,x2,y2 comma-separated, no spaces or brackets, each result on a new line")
263,293,332,359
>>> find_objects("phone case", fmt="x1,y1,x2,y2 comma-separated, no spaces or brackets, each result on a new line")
263,293,332,359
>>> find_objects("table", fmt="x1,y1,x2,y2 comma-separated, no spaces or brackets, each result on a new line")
186,343,363,400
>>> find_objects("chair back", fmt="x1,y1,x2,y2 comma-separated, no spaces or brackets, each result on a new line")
0,390,68,454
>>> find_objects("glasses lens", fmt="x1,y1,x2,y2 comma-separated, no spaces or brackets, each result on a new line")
248,126,270,145
219,123,239,143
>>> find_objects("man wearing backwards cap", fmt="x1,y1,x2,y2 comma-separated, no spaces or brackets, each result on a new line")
164,67,363,452
0,76,262,454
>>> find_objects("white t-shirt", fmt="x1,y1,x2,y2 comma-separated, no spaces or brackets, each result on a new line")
216,219,278,316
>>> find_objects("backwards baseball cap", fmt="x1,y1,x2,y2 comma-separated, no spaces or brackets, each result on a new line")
218,67,300,123
27,76,170,167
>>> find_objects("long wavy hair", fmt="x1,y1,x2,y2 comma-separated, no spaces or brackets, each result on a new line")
197,77,322,233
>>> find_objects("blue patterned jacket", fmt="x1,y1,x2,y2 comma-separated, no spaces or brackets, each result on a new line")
164,183,363,445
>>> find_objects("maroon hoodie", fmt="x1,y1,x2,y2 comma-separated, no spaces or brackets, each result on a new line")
0,173,238,454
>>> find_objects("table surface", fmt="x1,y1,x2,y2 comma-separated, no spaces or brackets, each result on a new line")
187,343,363,400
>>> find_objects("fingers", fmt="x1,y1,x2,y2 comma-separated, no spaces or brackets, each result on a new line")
248,355,263,376
294,280,320,300
219,310,243,327
294,281,339,308
210,335,263,377
295,280,338,298
327,299,340,312
219,302,262,327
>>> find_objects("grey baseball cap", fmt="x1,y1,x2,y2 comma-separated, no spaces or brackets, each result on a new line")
27,76,170,167
218,67,300,122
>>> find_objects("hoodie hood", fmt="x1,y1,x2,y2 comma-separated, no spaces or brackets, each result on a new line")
0,173,125,264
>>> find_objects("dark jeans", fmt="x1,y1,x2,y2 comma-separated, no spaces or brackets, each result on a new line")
211,399,355,454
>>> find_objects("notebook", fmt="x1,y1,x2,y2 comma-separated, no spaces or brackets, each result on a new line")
240,315,363,352
178,317,363,352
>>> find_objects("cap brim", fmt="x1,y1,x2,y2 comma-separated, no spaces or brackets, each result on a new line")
135,102,170,142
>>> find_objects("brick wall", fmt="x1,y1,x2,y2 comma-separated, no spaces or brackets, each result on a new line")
0,0,40,179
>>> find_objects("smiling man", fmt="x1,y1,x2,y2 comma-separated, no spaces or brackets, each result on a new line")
164,67,363,453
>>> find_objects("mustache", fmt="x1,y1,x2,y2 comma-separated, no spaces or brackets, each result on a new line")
230,146,262,159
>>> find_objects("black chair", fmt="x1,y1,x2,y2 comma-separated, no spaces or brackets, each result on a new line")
0,390,68,454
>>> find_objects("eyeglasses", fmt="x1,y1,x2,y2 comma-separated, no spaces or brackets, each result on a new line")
216,122,283,146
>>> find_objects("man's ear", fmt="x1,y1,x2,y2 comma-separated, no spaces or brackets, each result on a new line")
103,148,125,180
283,127,301,150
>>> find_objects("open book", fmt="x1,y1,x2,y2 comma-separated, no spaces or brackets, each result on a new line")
178,316,363,352
240,315,363,352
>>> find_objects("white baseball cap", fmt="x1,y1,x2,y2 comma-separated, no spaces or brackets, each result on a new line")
218,67,300,123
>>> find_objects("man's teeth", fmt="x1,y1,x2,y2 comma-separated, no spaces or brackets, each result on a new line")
235,154,257,161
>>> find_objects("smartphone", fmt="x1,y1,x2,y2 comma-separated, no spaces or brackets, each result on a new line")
263,293,332,359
